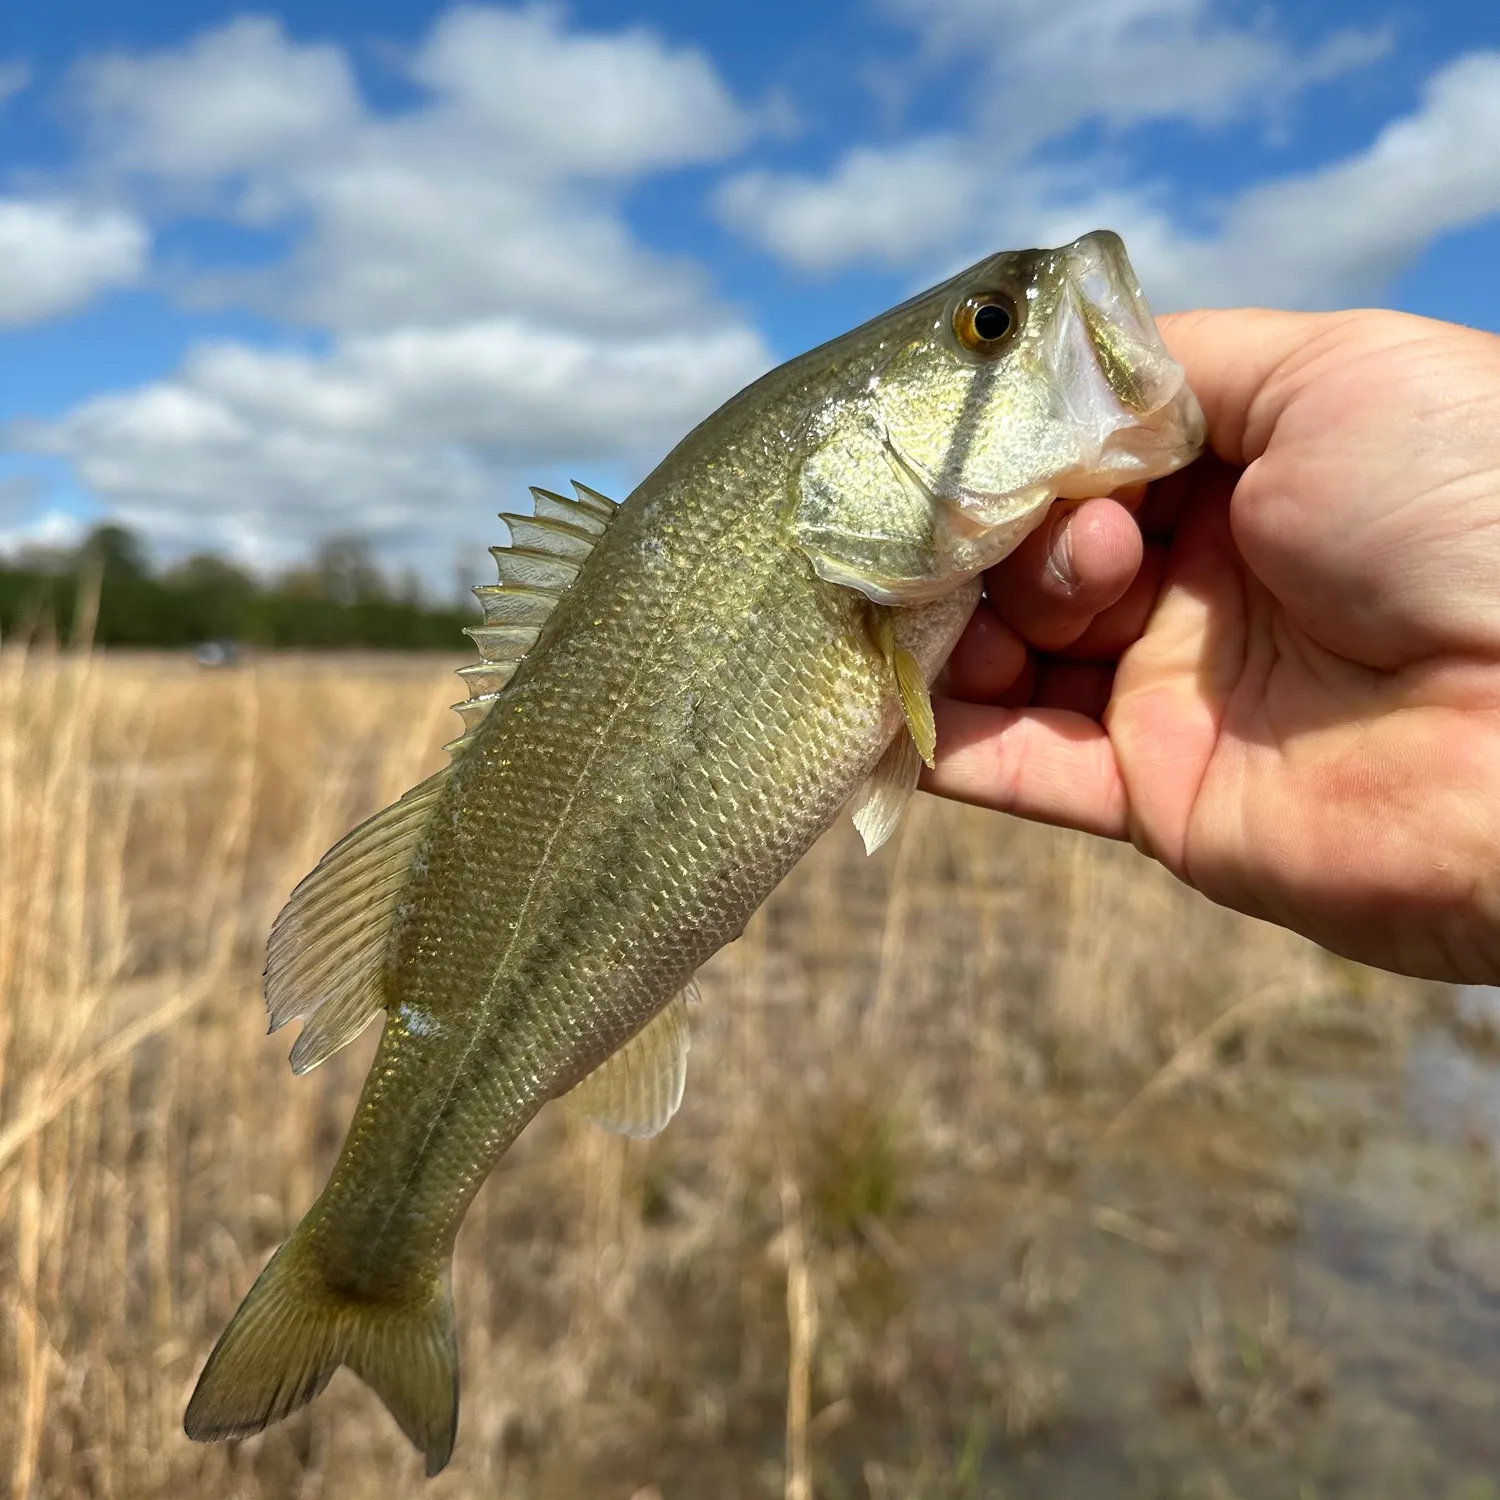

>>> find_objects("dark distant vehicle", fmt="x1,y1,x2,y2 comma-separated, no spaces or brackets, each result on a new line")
194,639,242,668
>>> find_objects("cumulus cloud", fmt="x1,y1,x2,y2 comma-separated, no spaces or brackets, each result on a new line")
0,473,44,518
889,0,1390,143
238,157,720,334
14,7,772,573
978,51,1500,311
1188,50,1500,307
718,0,1401,280
0,510,88,562
0,198,148,325
411,4,752,177
78,16,360,178
74,8,754,334
716,138,976,272
0,476,87,566
18,319,767,570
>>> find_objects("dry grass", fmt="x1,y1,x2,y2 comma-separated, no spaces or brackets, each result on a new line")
0,645,1421,1499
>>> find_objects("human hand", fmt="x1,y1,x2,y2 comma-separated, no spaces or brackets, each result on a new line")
925,308,1500,982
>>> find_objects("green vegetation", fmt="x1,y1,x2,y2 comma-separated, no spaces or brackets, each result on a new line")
0,524,472,649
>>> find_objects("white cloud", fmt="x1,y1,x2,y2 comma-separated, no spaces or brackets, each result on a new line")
0,509,87,562
8,7,772,577
78,16,359,178
716,138,976,273
237,156,719,334
716,0,1500,320
997,51,1500,312
411,4,752,177
0,198,148,325
1197,50,1500,307
18,315,768,574
75,7,754,335
0,476,88,564
720,0,1394,276
888,0,1390,144
0,473,44,519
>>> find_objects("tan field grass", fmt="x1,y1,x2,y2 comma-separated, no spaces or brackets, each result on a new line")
0,645,1424,1499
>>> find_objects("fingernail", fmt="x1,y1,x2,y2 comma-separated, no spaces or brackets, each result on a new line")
1046,510,1078,590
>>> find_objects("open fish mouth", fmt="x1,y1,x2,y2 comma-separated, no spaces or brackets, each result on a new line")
885,228,1205,535
1040,230,1206,498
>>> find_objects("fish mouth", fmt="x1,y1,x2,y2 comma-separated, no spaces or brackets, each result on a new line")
894,230,1205,531
1040,229,1205,498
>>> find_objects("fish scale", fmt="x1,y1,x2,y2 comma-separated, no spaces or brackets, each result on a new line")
185,229,1205,1474
317,477,900,1269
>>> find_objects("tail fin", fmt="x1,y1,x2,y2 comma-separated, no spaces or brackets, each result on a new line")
184,1233,459,1476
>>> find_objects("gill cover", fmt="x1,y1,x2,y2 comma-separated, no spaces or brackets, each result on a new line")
792,230,1203,605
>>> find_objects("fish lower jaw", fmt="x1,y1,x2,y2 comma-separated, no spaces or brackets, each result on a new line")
1049,443,1202,501
1049,404,1208,500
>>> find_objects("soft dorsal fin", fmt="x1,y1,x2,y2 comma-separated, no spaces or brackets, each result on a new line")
567,982,696,1138
448,481,620,757
264,485,620,1074
267,767,453,1074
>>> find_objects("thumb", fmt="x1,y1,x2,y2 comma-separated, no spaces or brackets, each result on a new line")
1157,308,1367,468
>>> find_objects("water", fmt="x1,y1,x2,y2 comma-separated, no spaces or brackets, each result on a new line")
857,1012,1500,1498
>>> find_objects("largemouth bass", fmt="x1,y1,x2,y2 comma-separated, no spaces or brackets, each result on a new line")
185,230,1203,1472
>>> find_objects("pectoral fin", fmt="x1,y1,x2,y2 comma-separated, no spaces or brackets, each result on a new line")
871,612,938,770
892,645,936,768
850,730,923,854
569,984,695,1139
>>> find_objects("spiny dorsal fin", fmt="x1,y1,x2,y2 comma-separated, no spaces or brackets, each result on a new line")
447,483,620,757
569,479,619,521
267,766,453,1074
567,982,696,1138
530,485,611,536
850,730,923,855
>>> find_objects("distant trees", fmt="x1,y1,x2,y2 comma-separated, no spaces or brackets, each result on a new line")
0,525,474,650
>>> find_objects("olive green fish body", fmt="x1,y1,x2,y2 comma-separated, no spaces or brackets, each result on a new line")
185,231,1206,1473
310,459,974,1292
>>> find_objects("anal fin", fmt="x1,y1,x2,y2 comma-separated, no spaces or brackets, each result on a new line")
568,984,695,1138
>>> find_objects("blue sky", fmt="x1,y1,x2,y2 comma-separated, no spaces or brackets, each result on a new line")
3,0,1500,584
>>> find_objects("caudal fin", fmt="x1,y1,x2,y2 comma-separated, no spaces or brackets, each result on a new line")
184,1233,459,1475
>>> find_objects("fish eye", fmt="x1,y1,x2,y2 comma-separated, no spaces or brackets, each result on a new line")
954,293,1018,355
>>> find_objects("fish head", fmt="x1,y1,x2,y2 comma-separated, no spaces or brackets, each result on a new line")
793,229,1205,604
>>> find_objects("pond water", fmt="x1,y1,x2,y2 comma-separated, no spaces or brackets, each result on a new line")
871,1011,1500,1498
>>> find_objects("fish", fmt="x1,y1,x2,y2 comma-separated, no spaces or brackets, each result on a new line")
183,229,1204,1473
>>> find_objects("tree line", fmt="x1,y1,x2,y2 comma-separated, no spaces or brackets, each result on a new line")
0,526,475,651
